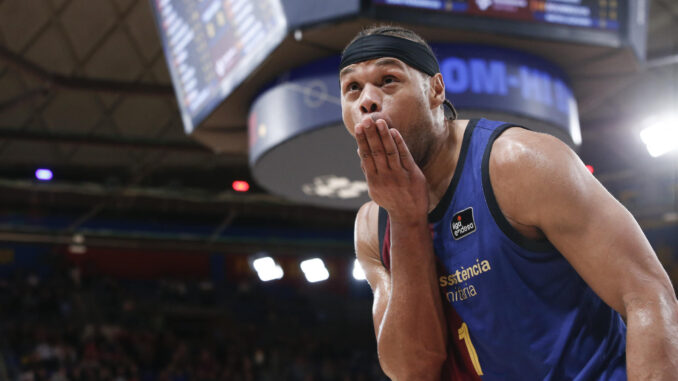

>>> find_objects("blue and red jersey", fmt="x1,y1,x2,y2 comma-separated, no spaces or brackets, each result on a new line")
378,118,626,380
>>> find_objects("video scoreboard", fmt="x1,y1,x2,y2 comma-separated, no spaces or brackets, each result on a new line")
372,0,621,30
150,0,287,133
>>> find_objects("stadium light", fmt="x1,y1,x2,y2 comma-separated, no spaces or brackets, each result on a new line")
232,180,250,192
352,259,366,281
252,256,283,282
639,114,678,158
300,258,329,283
35,168,53,181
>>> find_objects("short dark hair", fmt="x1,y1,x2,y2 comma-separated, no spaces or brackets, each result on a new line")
344,25,457,120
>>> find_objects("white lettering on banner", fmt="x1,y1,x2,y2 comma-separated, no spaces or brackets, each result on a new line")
440,57,574,115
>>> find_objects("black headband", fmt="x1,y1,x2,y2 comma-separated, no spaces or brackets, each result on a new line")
340,34,440,76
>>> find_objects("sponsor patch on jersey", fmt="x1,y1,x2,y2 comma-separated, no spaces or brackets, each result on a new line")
451,207,476,240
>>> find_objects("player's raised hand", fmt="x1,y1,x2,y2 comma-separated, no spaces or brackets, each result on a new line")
355,116,429,222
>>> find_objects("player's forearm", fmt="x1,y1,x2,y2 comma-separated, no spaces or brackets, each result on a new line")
625,288,678,380
377,216,447,380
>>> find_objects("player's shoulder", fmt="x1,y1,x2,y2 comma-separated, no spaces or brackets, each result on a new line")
356,201,380,236
489,126,576,177
355,201,381,261
488,127,585,222
488,128,574,227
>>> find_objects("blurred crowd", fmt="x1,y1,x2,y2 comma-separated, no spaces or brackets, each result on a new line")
0,255,386,381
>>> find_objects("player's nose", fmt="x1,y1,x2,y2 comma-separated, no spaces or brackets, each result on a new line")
359,84,381,115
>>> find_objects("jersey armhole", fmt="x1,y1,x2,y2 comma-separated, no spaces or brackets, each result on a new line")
377,206,390,271
481,124,556,253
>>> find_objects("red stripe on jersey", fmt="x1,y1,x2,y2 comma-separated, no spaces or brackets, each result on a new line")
381,218,482,380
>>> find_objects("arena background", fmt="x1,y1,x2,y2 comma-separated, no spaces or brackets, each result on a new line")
0,0,677,380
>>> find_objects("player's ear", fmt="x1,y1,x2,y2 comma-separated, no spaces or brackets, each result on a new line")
429,73,445,109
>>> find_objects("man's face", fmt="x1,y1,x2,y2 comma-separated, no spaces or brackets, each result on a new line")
339,57,435,166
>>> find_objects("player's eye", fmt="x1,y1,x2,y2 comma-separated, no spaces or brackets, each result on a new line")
382,76,396,85
346,82,360,92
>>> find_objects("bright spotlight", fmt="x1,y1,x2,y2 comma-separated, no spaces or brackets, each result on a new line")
35,169,53,181
252,256,283,282
232,180,250,192
639,115,678,158
300,258,329,283
352,259,366,281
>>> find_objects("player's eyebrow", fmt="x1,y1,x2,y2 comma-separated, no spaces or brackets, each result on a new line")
373,58,406,71
339,66,354,79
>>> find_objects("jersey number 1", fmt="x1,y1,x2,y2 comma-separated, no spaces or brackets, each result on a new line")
458,322,483,376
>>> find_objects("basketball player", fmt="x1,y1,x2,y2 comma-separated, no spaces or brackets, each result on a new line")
340,26,678,380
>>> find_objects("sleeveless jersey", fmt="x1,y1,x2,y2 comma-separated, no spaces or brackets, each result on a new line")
378,118,627,380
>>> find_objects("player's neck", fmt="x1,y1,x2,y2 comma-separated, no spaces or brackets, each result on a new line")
422,119,469,213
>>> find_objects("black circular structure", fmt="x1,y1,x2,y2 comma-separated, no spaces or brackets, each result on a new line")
248,58,368,209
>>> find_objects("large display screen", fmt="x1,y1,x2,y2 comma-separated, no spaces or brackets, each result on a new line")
150,0,287,133
373,0,620,30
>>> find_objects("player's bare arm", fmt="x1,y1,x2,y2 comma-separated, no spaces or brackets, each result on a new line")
353,116,447,381
489,128,678,379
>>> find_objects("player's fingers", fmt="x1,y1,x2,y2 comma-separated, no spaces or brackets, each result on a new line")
364,119,389,171
355,124,376,174
391,128,416,171
376,119,400,169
